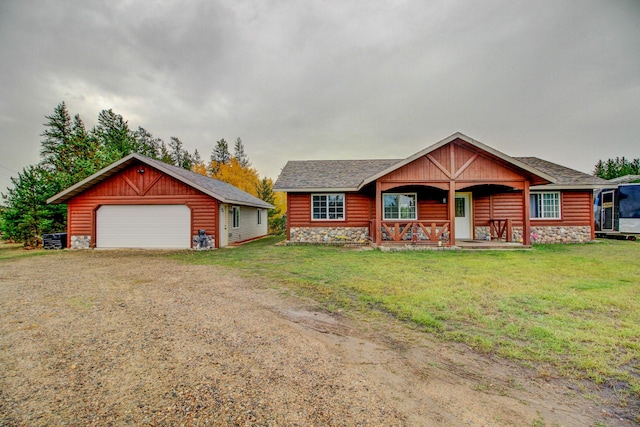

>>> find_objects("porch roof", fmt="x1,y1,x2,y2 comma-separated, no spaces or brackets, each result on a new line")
274,132,604,192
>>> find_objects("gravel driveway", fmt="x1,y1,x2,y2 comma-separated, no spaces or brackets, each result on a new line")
0,250,629,426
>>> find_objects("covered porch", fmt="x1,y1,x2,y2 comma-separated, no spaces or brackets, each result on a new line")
369,182,532,248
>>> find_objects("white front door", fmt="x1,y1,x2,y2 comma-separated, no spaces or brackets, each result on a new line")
219,204,228,247
454,193,472,240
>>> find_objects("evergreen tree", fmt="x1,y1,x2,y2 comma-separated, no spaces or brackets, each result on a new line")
234,137,250,168
191,149,207,175
255,177,284,235
594,157,640,179
169,137,193,169
93,109,134,162
132,126,162,158
40,102,73,173
209,138,231,174
158,141,173,165
0,165,66,246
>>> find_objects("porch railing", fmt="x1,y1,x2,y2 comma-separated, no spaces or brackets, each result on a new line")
374,220,451,245
489,218,513,242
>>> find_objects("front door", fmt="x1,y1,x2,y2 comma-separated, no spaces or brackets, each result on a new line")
455,193,472,239
219,204,228,247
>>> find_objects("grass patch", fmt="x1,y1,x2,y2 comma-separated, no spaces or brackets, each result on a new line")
0,242,54,260
175,238,640,398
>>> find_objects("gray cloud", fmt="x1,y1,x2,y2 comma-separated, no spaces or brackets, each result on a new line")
1,0,639,193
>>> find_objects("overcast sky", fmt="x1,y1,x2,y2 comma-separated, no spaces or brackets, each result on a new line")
1,0,639,193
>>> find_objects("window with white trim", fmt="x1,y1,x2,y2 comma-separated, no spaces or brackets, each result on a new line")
312,194,345,220
232,206,240,228
257,209,262,225
383,193,417,220
530,192,560,219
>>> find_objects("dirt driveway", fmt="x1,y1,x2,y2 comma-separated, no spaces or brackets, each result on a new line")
0,250,632,426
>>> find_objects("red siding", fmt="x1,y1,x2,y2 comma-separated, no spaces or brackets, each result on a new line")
473,191,594,228
532,191,593,226
288,193,372,227
418,199,447,219
67,163,218,247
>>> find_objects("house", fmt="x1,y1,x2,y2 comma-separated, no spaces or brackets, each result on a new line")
274,132,608,247
47,153,273,249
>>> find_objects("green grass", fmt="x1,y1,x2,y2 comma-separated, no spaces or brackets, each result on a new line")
0,242,53,260
175,238,640,398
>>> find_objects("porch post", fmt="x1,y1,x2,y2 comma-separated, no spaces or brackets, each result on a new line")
523,180,531,246
448,181,455,244
375,180,382,246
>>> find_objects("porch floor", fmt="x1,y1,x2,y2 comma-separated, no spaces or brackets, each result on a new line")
374,240,529,251
454,239,529,250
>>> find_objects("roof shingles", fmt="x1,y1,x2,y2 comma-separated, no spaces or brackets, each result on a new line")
275,155,607,191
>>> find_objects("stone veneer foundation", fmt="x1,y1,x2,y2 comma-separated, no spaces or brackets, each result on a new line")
69,234,217,249
70,235,91,249
289,227,369,245
474,226,592,244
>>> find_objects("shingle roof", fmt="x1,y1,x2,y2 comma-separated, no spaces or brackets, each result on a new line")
274,153,607,192
608,174,640,184
48,153,274,209
274,159,401,191
515,157,609,188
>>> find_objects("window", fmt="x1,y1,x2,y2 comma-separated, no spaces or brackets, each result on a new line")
257,209,262,225
232,206,240,228
455,197,466,217
530,192,560,219
383,193,417,220
312,194,345,220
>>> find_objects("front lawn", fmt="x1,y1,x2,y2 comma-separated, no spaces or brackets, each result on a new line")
177,238,640,400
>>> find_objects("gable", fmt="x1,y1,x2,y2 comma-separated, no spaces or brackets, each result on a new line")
380,141,530,183
79,163,202,198
48,153,273,209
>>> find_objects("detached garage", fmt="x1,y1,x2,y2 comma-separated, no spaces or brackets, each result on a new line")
47,153,273,249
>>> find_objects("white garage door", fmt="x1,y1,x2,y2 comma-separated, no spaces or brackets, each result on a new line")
96,205,191,249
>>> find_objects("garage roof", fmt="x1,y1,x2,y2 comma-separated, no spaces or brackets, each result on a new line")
47,153,274,209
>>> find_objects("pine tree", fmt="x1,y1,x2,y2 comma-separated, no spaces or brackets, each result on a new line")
594,157,640,179
159,141,173,165
191,149,207,175
234,137,250,167
168,137,193,169
209,138,231,174
0,165,66,246
40,102,73,173
93,109,134,162
132,126,162,158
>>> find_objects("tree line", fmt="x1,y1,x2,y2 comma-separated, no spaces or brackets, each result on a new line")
1,102,284,246
593,157,640,180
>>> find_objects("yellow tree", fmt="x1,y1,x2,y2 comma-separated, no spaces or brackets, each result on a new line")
209,157,260,196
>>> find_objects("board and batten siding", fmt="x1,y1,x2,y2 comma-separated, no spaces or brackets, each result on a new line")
227,206,268,243
66,163,218,248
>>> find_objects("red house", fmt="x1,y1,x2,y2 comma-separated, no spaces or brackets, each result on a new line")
274,133,607,247
47,153,273,249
